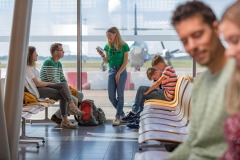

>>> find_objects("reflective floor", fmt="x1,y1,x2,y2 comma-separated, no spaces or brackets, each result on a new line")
18,122,165,160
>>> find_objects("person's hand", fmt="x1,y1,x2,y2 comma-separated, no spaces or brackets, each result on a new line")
96,48,104,57
115,73,120,84
47,82,54,86
143,91,148,95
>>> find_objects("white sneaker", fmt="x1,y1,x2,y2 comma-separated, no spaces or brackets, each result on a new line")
120,118,127,123
61,121,78,129
112,118,120,126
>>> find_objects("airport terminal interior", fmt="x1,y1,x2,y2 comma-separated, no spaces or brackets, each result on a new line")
0,0,236,159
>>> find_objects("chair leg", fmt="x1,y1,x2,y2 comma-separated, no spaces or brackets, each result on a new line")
19,117,45,148
27,107,53,124
19,135,45,143
19,140,40,148
138,141,162,150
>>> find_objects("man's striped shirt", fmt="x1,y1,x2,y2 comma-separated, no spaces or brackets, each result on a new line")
40,57,66,83
161,66,177,100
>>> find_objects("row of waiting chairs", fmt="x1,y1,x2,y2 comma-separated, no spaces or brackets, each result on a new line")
135,75,193,160
20,105,47,148
0,78,53,148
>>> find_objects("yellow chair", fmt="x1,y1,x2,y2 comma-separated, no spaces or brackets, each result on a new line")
144,75,192,109
144,76,183,108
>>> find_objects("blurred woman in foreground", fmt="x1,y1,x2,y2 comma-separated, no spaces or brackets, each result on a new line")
219,1,240,159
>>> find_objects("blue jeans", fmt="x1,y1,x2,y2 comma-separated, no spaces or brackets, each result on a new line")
132,86,169,114
108,67,127,118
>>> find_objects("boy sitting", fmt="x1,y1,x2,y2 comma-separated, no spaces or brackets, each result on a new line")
122,55,177,128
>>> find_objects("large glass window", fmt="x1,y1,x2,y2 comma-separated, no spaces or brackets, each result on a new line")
0,0,236,119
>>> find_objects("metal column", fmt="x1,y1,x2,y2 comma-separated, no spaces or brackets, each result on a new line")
4,0,33,159
77,0,82,91
192,59,197,78
0,82,10,160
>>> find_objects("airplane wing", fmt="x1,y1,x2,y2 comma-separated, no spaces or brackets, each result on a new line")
171,52,189,58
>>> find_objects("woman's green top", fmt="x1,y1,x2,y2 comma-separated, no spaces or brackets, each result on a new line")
104,43,130,68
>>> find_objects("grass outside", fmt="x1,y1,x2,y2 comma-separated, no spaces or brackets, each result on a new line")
63,59,199,68
0,59,204,70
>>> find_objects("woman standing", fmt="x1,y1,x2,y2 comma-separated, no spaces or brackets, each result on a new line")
26,46,84,129
219,1,240,160
97,27,129,126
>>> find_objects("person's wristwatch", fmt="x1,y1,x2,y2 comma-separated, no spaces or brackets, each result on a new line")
101,54,105,57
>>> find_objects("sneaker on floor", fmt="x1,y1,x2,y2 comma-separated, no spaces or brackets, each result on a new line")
127,119,140,129
61,121,78,129
120,114,127,123
121,111,136,122
112,118,121,126
120,118,128,123
70,107,85,116
130,114,140,123
51,114,62,125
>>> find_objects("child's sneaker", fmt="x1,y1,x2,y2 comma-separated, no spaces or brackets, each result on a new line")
127,119,140,129
121,111,136,122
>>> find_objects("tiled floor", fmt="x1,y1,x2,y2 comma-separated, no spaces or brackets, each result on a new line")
18,122,165,160
30,90,136,120
18,90,166,160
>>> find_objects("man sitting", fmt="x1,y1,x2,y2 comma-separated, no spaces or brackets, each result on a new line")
40,43,84,124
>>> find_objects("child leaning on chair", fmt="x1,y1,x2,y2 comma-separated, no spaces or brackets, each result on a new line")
122,55,178,128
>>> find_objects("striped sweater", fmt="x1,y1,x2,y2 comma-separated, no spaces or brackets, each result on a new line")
162,66,178,100
40,57,66,83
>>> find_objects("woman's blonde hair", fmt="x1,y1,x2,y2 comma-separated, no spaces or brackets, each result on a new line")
221,1,240,27
221,1,240,115
106,27,125,50
27,46,36,66
226,68,240,115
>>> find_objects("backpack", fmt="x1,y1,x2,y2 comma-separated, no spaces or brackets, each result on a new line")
74,99,106,126
97,108,106,124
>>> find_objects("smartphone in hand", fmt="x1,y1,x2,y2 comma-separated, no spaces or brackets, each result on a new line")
96,46,104,52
